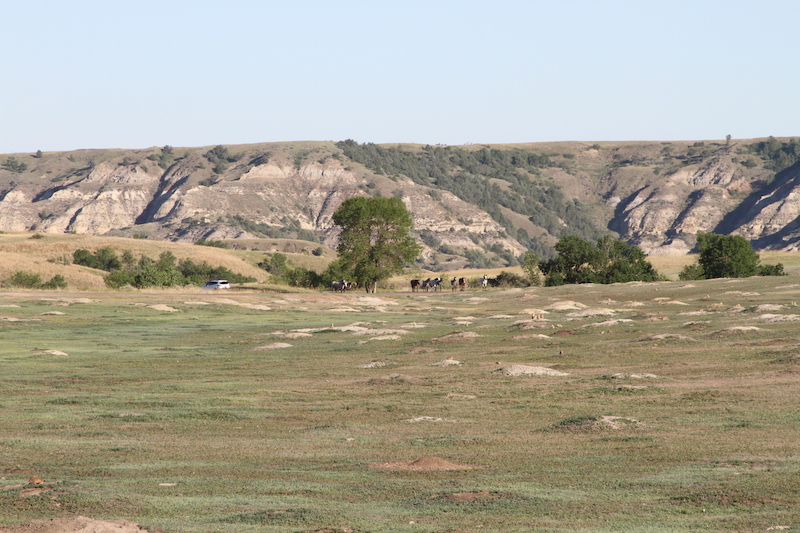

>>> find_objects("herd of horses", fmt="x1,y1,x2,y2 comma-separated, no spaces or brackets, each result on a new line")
331,275,498,292
410,275,497,292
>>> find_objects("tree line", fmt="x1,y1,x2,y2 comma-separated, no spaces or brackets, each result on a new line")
72,247,256,288
336,140,602,258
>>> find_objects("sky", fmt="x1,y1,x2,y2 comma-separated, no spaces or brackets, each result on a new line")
1,0,799,153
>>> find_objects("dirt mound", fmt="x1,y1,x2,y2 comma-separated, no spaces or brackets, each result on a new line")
498,365,569,377
432,331,482,342
371,456,477,471
757,314,800,323
637,333,695,342
582,319,633,328
148,304,179,312
447,491,499,502
431,357,461,366
251,342,293,350
368,373,422,385
713,326,762,336
0,516,153,533
546,301,587,310
407,347,438,354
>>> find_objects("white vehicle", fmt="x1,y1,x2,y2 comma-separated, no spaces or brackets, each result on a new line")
201,279,230,290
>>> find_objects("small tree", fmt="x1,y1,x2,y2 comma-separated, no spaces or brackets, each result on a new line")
332,196,421,293
521,251,542,286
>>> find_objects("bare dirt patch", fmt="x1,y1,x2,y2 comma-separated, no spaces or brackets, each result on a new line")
0,516,153,533
431,357,462,366
582,319,633,328
251,342,293,350
40,350,69,356
147,304,179,312
358,361,393,368
407,347,438,354
497,365,569,377
637,333,695,342
432,331,482,342
368,373,422,385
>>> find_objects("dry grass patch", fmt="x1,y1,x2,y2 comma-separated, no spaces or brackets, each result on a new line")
370,456,478,471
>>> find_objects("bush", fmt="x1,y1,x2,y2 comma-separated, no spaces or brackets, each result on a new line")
495,271,529,287
7,271,67,289
678,264,705,280
757,263,786,276
41,275,67,289
73,248,121,271
195,239,230,249
9,271,42,288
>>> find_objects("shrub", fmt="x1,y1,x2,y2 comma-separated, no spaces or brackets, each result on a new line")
9,271,43,288
678,264,705,280
2,156,28,173
72,248,121,271
495,271,529,287
195,239,230,249
757,263,786,276
41,275,67,289
7,272,66,289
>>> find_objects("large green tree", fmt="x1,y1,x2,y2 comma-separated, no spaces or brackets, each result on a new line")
697,232,759,278
538,235,662,286
332,196,421,293
678,232,765,280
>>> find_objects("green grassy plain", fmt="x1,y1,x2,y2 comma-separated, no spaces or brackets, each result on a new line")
2,276,800,532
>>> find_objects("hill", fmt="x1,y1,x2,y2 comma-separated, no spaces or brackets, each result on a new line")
2,137,799,269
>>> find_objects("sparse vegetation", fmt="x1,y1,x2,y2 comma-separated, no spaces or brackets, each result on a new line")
2,156,28,173
2,271,800,532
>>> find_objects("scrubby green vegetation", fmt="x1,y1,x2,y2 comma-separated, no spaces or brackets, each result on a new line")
71,248,256,288
539,235,664,286
1,156,28,173
225,215,320,243
194,239,231,249
337,140,603,257
679,233,785,280
146,145,175,169
5,271,67,289
747,136,800,172
204,145,240,174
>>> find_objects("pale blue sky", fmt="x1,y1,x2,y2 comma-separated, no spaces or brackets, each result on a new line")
1,0,798,153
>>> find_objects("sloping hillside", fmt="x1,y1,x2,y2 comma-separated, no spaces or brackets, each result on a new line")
1,137,799,268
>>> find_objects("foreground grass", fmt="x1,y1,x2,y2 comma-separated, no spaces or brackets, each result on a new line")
1,278,799,532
